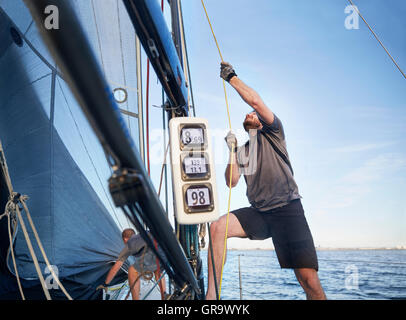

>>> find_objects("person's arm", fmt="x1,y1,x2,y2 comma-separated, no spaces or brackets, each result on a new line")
225,151,240,188
100,245,129,288
224,131,240,188
220,62,275,125
96,259,124,291
104,260,124,286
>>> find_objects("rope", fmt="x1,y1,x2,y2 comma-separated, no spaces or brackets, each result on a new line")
1,203,25,300
1,142,25,299
0,141,72,300
19,198,73,300
13,197,51,300
200,0,235,300
200,0,232,129
347,0,406,80
200,0,223,62
124,273,143,300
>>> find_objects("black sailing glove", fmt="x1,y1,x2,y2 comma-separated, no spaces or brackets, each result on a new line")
220,62,237,82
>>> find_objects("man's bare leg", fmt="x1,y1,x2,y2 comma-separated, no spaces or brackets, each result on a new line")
206,213,247,300
128,266,141,300
154,270,166,299
294,268,326,300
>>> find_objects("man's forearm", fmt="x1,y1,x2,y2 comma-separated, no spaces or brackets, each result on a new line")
229,77,262,109
229,76,274,124
225,151,240,187
105,261,123,285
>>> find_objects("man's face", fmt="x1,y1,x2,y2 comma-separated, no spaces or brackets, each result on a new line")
243,112,262,132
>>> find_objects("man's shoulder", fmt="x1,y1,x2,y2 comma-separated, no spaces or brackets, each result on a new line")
259,113,282,133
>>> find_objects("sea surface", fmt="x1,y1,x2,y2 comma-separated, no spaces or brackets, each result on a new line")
200,249,406,300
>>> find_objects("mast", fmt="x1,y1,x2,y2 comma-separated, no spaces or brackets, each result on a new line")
122,0,189,116
169,0,206,300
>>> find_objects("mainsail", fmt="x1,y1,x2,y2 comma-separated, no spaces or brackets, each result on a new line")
0,0,143,299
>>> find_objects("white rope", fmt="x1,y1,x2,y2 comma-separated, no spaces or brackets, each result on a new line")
19,197,73,300
1,203,25,300
3,197,54,301
0,141,72,300
12,196,52,300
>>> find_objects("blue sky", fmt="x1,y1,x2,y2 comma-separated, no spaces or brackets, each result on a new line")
144,0,406,248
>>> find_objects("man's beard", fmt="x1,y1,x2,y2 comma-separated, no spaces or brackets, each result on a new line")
243,118,261,132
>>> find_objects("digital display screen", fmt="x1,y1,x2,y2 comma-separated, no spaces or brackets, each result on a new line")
184,156,207,174
181,127,204,147
185,187,211,207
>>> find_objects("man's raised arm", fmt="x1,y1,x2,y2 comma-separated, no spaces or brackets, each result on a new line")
220,62,275,125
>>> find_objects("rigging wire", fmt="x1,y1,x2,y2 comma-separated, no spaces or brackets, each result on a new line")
116,1,132,136
347,0,406,80
137,0,166,300
155,0,166,301
157,142,170,197
207,223,219,299
176,0,191,115
200,0,235,300
57,78,124,230
178,0,197,117
146,60,151,176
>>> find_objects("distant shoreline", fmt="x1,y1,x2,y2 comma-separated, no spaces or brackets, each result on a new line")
202,247,406,251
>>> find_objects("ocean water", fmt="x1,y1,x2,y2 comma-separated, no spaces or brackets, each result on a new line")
200,249,406,300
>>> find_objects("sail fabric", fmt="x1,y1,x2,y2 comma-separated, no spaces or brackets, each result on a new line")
0,0,142,299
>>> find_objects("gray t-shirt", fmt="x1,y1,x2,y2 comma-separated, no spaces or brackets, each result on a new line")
236,114,301,211
117,233,147,262
117,233,163,272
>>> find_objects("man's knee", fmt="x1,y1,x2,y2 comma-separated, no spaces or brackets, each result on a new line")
209,213,246,240
295,269,320,290
209,215,230,239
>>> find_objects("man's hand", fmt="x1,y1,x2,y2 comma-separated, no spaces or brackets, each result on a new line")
96,284,108,292
220,62,237,82
225,131,237,152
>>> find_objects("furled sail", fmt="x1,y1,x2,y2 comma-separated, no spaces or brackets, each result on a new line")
0,0,142,299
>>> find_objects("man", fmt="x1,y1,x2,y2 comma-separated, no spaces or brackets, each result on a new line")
98,228,166,300
206,62,326,300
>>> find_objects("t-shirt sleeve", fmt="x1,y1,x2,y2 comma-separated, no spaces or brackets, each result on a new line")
117,245,131,262
257,113,281,132
257,113,285,141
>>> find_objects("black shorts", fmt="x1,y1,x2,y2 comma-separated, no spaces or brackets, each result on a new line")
233,199,319,271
